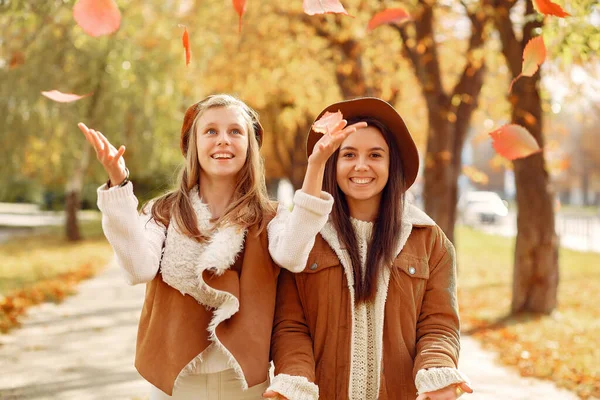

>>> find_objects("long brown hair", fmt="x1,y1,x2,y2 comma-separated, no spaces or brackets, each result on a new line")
323,117,407,302
147,94,273,241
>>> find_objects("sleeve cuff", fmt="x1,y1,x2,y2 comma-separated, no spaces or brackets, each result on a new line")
97,181,137,207
415,367,470,395
293,190,333,216
267,374,319,400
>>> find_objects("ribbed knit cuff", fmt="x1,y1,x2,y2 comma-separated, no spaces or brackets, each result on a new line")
415,367,470,395
267,374,319,400
293,190,333,216
96,181,137,209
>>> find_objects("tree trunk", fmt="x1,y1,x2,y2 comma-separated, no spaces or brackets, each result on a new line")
511,81,559,314
65,145,91,241
494,0,559,314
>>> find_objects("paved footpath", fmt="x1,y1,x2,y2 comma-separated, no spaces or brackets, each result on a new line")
0,262,583,400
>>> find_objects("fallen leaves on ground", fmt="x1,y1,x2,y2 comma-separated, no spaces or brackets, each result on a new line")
0,263,98,333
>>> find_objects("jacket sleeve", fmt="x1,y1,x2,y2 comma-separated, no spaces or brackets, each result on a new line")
268,269,319,400
267,190,333,273
413,227,470,394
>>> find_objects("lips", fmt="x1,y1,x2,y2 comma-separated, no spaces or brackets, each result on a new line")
211,152,234,159
350,177,374,184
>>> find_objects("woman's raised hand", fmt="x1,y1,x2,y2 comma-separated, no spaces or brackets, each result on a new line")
415,382,473,400
78,122,128,186
262,389,288,399
307,120,367,167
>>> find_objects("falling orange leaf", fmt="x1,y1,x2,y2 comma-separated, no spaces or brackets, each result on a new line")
232,0,247,33
303,0,348,16
313,111,343,134
9,52,25,69
489,124,542,160
41,90,92,103
533,0,570,17
367,8,411,31
509,36,546,93
73,0,121,37
180,25,191,66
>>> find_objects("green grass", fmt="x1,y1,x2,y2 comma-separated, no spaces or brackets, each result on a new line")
0,221,112,295
456,226,600,399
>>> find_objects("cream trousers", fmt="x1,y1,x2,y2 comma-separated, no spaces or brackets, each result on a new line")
149,369,269,400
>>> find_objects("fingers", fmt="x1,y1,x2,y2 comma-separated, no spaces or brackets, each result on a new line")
459,382,473,394
112,145,126,166
262,390,278,398
328,119,348,135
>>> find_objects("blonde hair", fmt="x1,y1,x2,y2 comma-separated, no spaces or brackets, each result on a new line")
148,94,274,241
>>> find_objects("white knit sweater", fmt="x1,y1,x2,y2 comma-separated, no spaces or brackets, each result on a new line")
96,182,231,375
267,190,469,400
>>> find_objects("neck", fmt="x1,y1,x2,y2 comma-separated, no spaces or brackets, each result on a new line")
199,174,237,219
346,195,381,222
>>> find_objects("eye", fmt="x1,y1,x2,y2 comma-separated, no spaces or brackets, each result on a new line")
206,128,217,135
231,128,242,135
371,153,382,158
341,152,355,158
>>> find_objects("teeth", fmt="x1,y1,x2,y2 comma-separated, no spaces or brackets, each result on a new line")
351,178,373,184
213,153,233,159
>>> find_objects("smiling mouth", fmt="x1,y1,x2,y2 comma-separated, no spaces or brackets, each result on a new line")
211,153,234,159
350,177,374,184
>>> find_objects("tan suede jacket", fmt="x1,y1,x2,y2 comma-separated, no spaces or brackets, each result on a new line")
271,214,461,399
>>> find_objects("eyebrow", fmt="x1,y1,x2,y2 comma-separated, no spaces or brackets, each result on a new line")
202,122,246,130
340,146,387,152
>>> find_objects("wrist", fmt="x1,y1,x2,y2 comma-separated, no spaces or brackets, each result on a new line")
107,168,130,188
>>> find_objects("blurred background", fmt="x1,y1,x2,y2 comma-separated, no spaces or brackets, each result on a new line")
0,0,598,399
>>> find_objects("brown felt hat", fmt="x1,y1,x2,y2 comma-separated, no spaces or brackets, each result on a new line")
307,97,420,190
180,100,264,156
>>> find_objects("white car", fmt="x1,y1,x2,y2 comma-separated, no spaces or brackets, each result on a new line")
458,191,509,226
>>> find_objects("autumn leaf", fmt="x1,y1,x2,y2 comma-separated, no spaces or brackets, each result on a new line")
303,0,349,16
533,0,570,17
367,8,411,31
73,0,121,37
313,111,343,134
509,36,546,93
180,25,191,66
232,0,247,33
489,124,542,160
41,90,93,103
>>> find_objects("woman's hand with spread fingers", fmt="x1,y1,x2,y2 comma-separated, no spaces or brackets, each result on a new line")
78,122,128,186
307,120,367,167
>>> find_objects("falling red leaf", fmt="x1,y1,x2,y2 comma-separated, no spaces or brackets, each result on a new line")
509,36,546,93
180,25,191,66
533,0,570,17
232,0,247,33
73,0,121,37
41,90,93,103
303,0,348,16
313,111,343,134
367,8,411,31
9,52,25,69
489,124,542,160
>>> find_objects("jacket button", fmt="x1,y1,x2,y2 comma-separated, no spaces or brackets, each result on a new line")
408,266,416,275
310,262,318,270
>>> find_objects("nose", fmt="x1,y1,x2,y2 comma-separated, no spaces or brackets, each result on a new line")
354,155,369,171
217,131,231,146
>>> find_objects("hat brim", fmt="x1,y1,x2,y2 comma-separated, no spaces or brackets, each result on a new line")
306,97,419,190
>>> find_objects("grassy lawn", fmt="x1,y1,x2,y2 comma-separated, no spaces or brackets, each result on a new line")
456,226,600,399
0,221,110,294
0,221,112,332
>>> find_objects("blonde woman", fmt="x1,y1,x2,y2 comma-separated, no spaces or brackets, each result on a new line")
79,94,280,399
